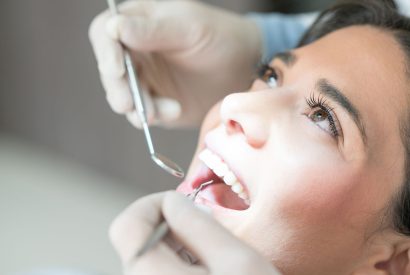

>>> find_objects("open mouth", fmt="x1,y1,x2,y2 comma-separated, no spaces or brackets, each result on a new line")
191,148,250,211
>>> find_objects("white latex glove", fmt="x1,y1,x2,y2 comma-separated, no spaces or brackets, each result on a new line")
89,0,261,128
109,191,282,275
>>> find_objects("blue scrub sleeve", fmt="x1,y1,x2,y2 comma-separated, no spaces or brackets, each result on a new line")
249,0,410,62
247,12,317,62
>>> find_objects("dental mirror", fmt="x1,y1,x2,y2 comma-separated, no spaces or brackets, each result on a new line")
107,0,185,178
151,153,185,178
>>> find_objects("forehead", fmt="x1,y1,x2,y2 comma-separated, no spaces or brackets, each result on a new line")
294,26,408,160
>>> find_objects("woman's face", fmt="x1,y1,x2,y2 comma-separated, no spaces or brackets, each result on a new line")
177,26,408,274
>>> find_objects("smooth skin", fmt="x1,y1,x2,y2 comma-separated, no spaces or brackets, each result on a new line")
111,26,410,274
188,26,410,274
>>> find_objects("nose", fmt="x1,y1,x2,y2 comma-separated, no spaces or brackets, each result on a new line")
220,88,278,148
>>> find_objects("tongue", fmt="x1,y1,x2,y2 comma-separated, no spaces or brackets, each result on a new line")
201,182,249,210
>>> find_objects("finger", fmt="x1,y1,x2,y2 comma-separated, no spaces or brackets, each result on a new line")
105,13,198,52
126,110,144,128
126,95,181,127
89,12,125,78
102,71,156,117
125,87,156,127
109,192,207,275
155,97,182,123
101,75,134,114
109,193,161,261
162,192,257,270
103,69,163,126
89,1,156,77
124,244,207,275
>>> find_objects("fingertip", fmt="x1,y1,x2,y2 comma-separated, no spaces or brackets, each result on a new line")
107,92,134,114
155,98,182,122
98,62,122,78
89,10,110,43
109,192,167,263
126,110,161,129
126,111,143,129
163,191,206,220
164,192,213,218
108,205,136,259
108,212,122,249
97,43,126,78
194,203,213,215
105,14,142,50
106,17,119,40
105,15,126,40
164,190,187,205
163,191,188,215
164,190,188,203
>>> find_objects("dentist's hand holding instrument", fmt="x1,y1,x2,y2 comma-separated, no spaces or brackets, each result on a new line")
89,0,262,128
109,191,282,275
104,0,184,178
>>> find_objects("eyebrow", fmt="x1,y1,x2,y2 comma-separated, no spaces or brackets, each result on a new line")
274,51,297,67
316,79,368,144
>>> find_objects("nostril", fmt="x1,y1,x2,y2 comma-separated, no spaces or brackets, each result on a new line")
224,118,267,148
226,119,244,135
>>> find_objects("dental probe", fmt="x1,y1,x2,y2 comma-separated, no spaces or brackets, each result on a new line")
106,0,185,178
136,180,214,258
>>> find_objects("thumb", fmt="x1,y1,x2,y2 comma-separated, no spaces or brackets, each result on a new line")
154,97,182,123
162,192,255,270
106,14,198,52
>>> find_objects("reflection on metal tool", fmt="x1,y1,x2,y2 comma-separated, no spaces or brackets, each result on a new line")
106,0,185,178
136,180,214,258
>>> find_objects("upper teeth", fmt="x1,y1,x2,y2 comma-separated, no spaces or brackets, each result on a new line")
199,149,249,204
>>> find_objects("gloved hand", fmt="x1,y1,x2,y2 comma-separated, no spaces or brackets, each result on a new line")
89,0,261,128
109,191,282,275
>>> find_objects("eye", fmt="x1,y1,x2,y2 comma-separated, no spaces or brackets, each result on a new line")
257,64,278,88
310,109,328,123
308,108,337,136
306,94,341,138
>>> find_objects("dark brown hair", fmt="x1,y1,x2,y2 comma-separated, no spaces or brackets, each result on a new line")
299,0,410,236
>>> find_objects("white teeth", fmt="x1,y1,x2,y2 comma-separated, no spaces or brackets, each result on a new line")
223,171,237,186
213,163,229,177
199,148,249,205
199,149,213,163
238,192,248,200
231,183,244,194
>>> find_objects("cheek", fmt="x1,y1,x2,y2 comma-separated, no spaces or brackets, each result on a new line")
240,143,369,264
255,133,365,228
275,166,361,222
198,102,222,144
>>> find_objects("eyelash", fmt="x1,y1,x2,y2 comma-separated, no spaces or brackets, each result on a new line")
306,94,341,137
257,63,341,138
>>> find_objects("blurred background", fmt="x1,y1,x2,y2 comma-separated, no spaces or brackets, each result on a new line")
0,0,334,274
